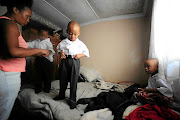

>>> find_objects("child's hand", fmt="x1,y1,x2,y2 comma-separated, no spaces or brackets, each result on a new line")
73,54,85,59
60,51,66,59
73,54,81,59
138,88,145,93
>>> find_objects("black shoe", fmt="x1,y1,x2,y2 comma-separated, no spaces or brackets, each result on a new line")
35,88,42,94
53,95,65,100
69,102,77,109
43,89,50,93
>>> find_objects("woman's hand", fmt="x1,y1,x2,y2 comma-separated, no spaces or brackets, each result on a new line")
41,49,51,57
33,49,50,57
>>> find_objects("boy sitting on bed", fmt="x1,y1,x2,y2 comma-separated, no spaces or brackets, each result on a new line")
136,58,173,105
53,21,90,109
138,58,172,96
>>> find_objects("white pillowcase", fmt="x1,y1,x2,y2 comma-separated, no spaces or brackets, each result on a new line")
80,65,101,82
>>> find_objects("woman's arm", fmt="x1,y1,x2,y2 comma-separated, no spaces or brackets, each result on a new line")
5,21,49,57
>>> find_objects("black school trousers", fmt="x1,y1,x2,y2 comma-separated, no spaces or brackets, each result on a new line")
34,56,53,93
59,57,80,103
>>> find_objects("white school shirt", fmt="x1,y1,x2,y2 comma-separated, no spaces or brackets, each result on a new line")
27,38,55,62
146,73,173,97
56,38,90,57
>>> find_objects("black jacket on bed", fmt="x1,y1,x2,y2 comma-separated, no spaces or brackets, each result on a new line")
77,83,142,120
77,91,133,120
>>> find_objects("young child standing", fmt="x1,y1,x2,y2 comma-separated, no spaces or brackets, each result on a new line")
27,29,55,93
54,21,90,109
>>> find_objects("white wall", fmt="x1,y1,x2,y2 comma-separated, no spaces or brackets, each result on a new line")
79,17,150,84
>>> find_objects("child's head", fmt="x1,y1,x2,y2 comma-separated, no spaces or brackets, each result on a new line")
39,29,49,40
53,32,60,39
144,58,158,75
66,21,80,42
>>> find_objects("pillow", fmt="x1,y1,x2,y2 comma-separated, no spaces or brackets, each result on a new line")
80,65,101,82
122,105,140,119
78,74,87,82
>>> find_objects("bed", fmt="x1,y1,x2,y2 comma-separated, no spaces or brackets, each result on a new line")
11,64,180,120
14,79,180,120
16,80,134,120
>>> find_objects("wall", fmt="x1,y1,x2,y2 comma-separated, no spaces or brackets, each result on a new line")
79,16,151,84
0,6,22,32
0,6,6,15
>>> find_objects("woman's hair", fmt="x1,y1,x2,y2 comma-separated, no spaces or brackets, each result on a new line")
0,0,34,12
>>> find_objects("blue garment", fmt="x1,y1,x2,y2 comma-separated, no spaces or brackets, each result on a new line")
0,70,21,120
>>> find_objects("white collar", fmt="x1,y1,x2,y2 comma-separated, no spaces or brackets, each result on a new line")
64,38,79,44
151,73,158,78
38,38,50,42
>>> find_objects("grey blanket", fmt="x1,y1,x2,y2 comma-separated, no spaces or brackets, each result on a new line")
18,82,107,120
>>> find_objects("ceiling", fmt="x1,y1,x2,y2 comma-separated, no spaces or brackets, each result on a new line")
31,0,148,31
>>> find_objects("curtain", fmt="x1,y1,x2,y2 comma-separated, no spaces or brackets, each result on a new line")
149,0,180,103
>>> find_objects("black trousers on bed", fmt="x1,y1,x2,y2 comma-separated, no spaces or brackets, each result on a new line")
34,56,53,93
58,57,80,104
